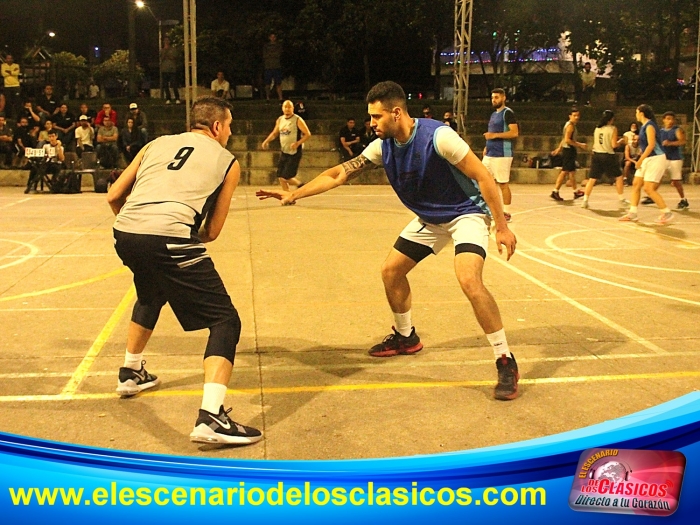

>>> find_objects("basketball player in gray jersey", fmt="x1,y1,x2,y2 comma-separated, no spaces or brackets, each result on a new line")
108,97,262,446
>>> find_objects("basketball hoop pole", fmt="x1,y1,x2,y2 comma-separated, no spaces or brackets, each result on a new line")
183,0,197,128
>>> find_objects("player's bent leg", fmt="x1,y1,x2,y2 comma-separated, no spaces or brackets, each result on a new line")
370,245,425,357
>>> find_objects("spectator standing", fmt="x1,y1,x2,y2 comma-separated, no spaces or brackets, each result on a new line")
160,37,181,104
96,118,120,168
75,115,95,156
579,62,596,106
129,103,148,142
261,99,311,193
211,72,231,99
263,33,284,101
0,116,14,167
294,101,309,119
95,103,118,127
1,55,21,119
339,118,362,161
88,79,100,99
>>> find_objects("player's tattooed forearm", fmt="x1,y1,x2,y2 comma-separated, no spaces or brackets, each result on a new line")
341,156,375,180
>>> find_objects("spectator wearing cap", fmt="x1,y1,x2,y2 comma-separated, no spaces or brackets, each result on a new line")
129,102,149,142
75,115,95,156
95,103,118,127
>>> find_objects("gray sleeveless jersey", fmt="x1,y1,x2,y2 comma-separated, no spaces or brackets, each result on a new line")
277,114,303,154
113,132,235,239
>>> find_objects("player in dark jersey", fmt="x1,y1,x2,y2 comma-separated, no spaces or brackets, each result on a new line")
258,81,520,401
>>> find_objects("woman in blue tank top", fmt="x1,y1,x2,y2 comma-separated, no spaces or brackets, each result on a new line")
620,105,673,225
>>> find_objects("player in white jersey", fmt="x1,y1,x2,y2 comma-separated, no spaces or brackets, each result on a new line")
581,110,626,209
107,97,262,446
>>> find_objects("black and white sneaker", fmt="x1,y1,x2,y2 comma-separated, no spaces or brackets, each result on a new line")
116,361,160,396
190,406,262,445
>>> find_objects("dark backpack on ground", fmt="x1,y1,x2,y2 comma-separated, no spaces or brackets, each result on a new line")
50,170,81,194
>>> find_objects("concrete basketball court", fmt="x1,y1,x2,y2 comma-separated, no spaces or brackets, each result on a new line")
0,183,698,460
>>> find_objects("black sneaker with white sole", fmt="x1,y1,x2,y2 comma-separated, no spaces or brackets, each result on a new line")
116,361,160,396
190,406,262,445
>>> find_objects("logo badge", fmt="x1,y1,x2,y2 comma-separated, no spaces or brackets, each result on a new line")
569,448,686,516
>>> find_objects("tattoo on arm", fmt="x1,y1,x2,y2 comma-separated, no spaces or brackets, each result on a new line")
341,155,375,181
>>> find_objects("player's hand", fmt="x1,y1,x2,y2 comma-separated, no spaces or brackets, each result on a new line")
495,227,517,261
256,189,294,205
261,141,269,150
483,132,495,140
662,140,670,146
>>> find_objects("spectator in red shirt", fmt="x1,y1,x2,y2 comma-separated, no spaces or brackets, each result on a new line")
95,103,118,127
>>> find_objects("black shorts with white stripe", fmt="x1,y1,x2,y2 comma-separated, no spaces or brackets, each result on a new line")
113,229,238,331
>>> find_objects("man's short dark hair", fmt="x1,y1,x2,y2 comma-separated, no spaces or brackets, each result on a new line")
663,111,676,118
347,117,355,122
191,96,232,130
48,130,58,136
492,88,506,96
366,81,407,111
570,106,580,115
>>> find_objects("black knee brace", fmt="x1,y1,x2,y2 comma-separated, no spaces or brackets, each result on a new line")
204,314,241,364
131,299,164,330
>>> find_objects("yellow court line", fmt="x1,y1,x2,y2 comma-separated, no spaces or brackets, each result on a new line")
60,286,136,396
1,369,699,403
0,267,127,303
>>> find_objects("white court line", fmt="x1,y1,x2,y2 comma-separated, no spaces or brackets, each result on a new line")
544,230,700,273
0,198,31,210
0,350,698,379
517,250,700,308
0,239,39,270
491,256,668,354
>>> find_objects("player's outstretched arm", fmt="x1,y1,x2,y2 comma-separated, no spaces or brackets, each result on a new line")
199,160,241,243
256,154,377,205
456,149,517,260
107,146,148,215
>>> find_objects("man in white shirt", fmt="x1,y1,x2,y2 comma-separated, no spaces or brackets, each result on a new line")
75,115,95,156
211,71,231,99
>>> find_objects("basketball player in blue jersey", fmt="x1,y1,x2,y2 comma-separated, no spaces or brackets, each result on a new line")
620,104,673,224
258,81,520,401
483,88,518,222
660,111,689,210
108,98,262,445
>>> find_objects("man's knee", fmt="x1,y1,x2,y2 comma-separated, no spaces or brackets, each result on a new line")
204,315,241,364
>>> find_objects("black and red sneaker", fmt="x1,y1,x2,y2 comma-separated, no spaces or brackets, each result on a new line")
573,190,585,199
550,191,564,202
494,354,520,401
368,327,423,357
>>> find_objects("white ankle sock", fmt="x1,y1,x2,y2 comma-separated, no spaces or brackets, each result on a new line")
661,207,670,214
629,206,638,214
123,350,143,370
393,310,413,337
583,195,589,202
486,329,512,360
503,204,511,213
201,383,228,415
